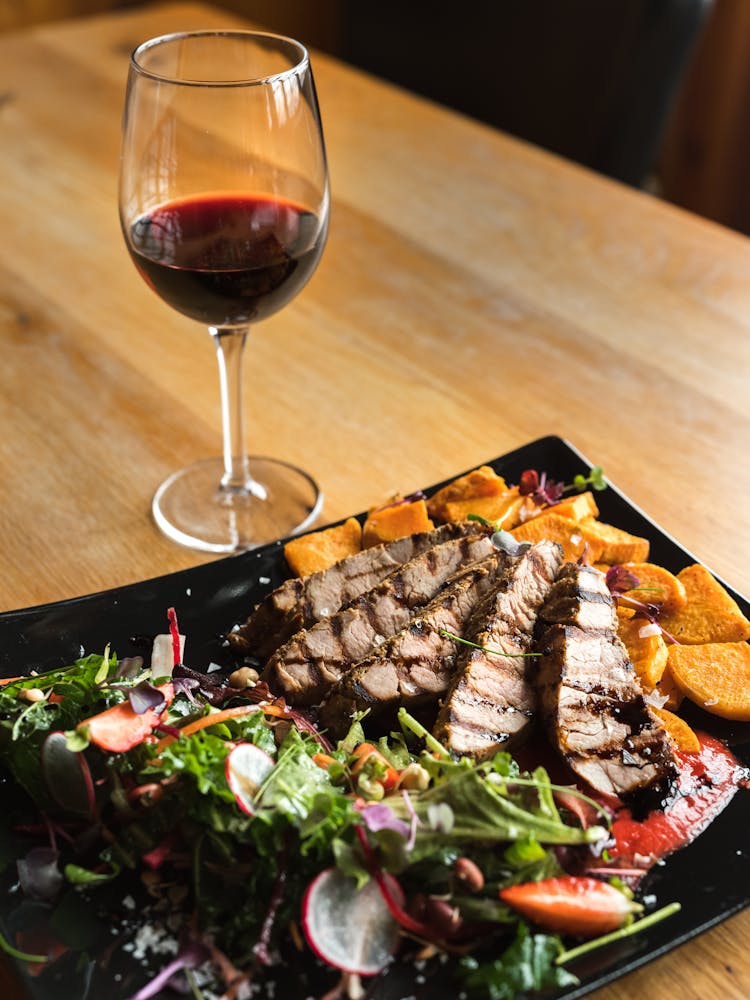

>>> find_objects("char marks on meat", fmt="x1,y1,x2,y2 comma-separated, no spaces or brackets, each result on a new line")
535,563,677,814
317,553,509,738
228,522,477,662
433,540,564,759
262,530,495,705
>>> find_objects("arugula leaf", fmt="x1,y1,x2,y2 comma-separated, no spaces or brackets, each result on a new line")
459,923,578,999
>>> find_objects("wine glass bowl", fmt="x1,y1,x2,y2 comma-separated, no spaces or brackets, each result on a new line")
119,30,328,552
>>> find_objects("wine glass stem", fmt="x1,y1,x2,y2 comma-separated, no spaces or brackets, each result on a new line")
212,326,264,497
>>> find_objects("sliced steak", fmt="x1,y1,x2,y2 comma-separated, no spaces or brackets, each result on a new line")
263,531,496,705
433,540,564,759
228,522,477,662
317,553,508,738
535,562,677,813
538,563,614,631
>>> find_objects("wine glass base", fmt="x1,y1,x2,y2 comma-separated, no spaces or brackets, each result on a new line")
152,456,323,553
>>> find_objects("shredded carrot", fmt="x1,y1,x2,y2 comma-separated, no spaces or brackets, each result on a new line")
312,752,337,770
149,702,296,752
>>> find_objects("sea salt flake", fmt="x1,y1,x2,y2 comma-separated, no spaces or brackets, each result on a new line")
259,576,270,585
207,662,223,673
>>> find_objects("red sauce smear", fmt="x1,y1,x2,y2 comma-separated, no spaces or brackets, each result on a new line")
606,732,745,871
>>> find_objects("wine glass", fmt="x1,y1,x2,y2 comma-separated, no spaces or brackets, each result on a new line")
119,29,329,553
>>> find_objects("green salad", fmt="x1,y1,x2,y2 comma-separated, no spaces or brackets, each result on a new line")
0,625,676,1000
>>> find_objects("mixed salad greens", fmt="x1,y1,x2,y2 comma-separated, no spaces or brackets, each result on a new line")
0,612,681,1000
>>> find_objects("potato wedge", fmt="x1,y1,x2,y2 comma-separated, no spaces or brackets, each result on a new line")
657,564,750,644
617,618,668,689
576,518,650,564
284,517,362,578
545,491,599,522
652,661,685,712
426,465,508,522
667,641,750,720
651,707,701,753
618,562,687,614
363,498,434,548
443,490,524,528
510,513,605,563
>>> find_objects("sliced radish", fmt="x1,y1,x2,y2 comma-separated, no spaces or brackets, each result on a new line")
225,743,275,815
302,867,402,976
41,731,96,819
151,633,185,679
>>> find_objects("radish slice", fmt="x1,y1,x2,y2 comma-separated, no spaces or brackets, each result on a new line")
225,743,275,816
302,867,402,976
151,633,185,679
41,731,96,819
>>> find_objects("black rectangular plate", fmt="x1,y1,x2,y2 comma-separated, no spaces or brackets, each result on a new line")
1,435,748,1000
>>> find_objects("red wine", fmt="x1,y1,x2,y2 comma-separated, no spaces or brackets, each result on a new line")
127,193,325,327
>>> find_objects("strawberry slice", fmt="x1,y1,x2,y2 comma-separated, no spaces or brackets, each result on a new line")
500,876,642,938
79,683,174,753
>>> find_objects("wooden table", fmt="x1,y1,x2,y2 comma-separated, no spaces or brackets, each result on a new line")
1,3,748,998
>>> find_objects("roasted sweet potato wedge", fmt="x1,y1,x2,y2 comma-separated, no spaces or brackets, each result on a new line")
510,512,605,563
545,491,599,522
284,517,362,577
618,618,668,690
426,465,508,522
362,499,434,548
652,706,701,752
442,490,525,528
657,564,750,644
576,518,650,564
667,641,750,720
618,562,687,614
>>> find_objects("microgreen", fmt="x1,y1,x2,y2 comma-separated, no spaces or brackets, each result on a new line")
555,901,681,965
0,929,48,965
571,465,607,492
438,628,541,659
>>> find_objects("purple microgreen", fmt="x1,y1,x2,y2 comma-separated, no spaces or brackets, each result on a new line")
519,469,565,506
153,722,183,739
172,676,200,703
128,681,167,716
438,628,540,658
376,490,427,512
127,935,209,1000
17,846,64,902
356,801,411,841
606,565,641,594
253,859,288,966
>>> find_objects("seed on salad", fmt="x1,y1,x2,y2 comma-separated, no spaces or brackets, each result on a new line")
228,667,259,688
398,762,430,790
454,856,484,892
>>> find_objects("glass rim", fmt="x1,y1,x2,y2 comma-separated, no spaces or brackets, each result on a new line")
130,28,309,87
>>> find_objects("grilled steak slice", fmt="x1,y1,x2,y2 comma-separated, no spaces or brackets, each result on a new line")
317,553,508,738
433,540,564,758
263,531,495,705
538,563,614,631
535,562,677,813
228,523,476,662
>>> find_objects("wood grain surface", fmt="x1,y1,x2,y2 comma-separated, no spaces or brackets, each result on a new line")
0,4,749,999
